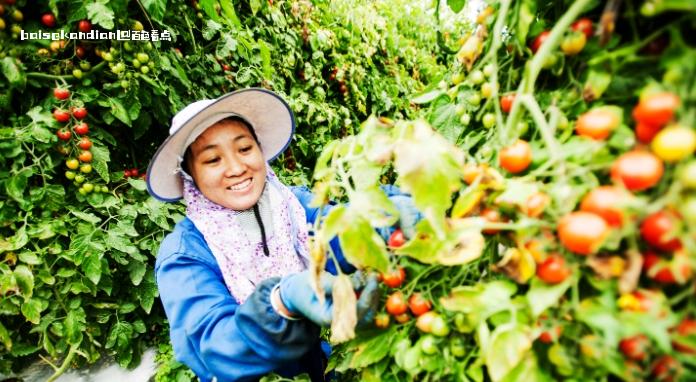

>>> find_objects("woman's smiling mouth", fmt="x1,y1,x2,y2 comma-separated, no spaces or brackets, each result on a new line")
228,178,253,192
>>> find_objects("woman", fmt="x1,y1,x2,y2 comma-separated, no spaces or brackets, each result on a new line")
146,88,418,381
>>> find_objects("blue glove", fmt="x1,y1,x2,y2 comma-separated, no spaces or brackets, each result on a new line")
351,271,381,326
278,270,381,327
389,195,423,239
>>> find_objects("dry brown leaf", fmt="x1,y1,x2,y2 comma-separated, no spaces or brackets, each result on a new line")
330,274,358,344
586,255,627,279
309,238,327,304
619,250,643,294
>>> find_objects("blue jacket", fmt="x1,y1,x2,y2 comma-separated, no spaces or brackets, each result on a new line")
155,186,357,382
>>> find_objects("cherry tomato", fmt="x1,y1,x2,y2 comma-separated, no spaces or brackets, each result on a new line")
635,121,662,143
481,208,502,234
430,315,450,337
53,88,70,100
449,336,467,357
640,211,682,251
651,355,680,382
561,31,586,55
408,293,432,317
53,109,70,123
66,159,79,170
420,335,439,355
130,168,139,177
643,251,691,284
56,129,71,141
538,326,562,344
651,126,696,163
374,313,390,329
580,186,626,227
77,137,92,150
499,139,532,174
72,107,88,120
672,318,696,354
80,164,92,174
416,311,437,333
633,92,680,127
74,122,89,135
41,12,56,28
619,335,649,361
681,161,696,189
482,113,496,129
394,313,410,324
381,267,406,288
78,150,93,163
571,18,594,39
557,211,609,255
385,291,408,316
124,169,133,178
78,19,91,33
469,70,484,85
575,108,620,140
388,228,406,248
531,31,550,54
524,192,550,218
76,46,86,59
537,255,570,284
611,150,663,191
500,93,515,113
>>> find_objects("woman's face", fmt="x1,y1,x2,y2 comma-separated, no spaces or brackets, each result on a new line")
188,119,266,210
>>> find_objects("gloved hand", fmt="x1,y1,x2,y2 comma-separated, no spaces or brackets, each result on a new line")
278,270,381,327
351,271,381,326
389,195,423,239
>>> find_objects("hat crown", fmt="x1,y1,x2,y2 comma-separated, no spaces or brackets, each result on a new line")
170,99,215,135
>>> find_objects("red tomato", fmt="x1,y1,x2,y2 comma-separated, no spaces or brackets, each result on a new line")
77,137,92,150
53,88,70,100
78,19,91,33
536,255,570,284
130,168,139,177
640,211,682,251
408,293,432,317
580,186,626,227
386,291,408,316
481,208,502,234
74,122,89,135
560,31,586,55
56,129,71,141
381,267,406,288
72,107,88,120
53,109,70,123
524,192,550,218
557,211,609,255
571,18,593,39
41,12,56,28
538,326,562,344
633,92,680,127
575,108,620,140
672,318,696,354
124,169,133,178
76,46,86,59
499,139,532,174
388,228,406,248
78,150,93,163
643,251,691,284
611,150,663,191
500,93,515,113
619,335,649,361
635,121,662,143
531,31,550,53
651,355,680,382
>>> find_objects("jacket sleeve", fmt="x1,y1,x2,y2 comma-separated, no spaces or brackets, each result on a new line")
155,231,320,381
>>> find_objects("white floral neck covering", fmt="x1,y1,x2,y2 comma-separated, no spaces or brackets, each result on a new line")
182,165,309,303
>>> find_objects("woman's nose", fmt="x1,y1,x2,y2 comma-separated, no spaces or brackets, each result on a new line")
223,157,245,177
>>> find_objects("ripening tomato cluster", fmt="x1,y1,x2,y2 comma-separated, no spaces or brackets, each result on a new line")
52,87,108,195
0,0,23,40
449,62,506,132
97,38,156,89
530,17,594,69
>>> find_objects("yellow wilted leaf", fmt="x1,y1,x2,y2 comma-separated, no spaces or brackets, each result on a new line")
456,27,486,71
451,188,485,218
330,274,357,344
437,219,485,266
309,238,327,304
493,247,536,284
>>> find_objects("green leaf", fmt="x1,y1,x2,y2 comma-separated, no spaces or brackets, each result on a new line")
346,327,396,369
441,280,517,326
526,277,572,318
70,210,102,224
82,254,102,285
0,225,29,252
485,325,533,382
86,0,115,29
447,0,466,13
249,0,262,15
91,145,111,182
258,39,273,80
219,0,241,28
0,321,12,351
494,180,538,209
13,265,34,298
106,321,133,350
64,310,84,345
0,57,26,87
6,169,30,204
142,0,167,23
338,216,389,273
583,69,612,102
137,270,158,313
127,261,146,286
517,0,537,46
200,0,221,22
18,252,41,265
411,89,444,104
348,186,398,227
21,298,43,324
108,97,131,126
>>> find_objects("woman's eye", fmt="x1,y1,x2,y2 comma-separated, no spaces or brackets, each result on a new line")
240,146,252,153
203,157,219,164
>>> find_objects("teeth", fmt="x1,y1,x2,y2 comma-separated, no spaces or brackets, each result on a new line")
229,178,251,191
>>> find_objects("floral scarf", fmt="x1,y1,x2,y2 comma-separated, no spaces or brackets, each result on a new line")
182,165,309,303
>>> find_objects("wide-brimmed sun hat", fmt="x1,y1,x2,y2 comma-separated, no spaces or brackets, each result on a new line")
146,88,295,202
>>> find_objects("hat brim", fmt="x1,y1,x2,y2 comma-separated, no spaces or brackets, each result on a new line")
146,88,295,202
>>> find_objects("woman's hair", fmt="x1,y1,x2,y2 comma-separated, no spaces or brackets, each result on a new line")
181,116,260,175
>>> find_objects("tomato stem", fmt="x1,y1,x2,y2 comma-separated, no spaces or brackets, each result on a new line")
45,344,78,382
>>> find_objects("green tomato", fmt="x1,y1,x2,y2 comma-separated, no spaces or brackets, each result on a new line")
420,335,439,355
468,93,481,107
82,183,94,193
431,315,450,337
74,174,86,184
65,171,76,180
680,161,696,189
120,80,129,89
455,104,466,116
451,72,465,85
140,66,150,74
123,41,134,52
449,337,467,358
483,63,495,78
102,52,114,62
132,58,142,68
80,164,92,174
80,61,92,71
136,53,150,63
469,70,484,85
459,113,471,126
454,313,475,333
482,113,496,129
78,188,87,195
66,159,80,170
100,186,109,193
683,197,696,227
72,69,83,79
